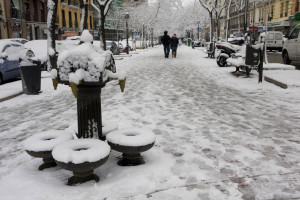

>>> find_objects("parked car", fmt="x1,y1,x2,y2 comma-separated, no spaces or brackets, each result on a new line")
66,36,81,40
4,38,29,44
106,41,120,55
0,40,24,84
228,33,245,45
282,24,300,64
192,41,201,48
257,31,283,52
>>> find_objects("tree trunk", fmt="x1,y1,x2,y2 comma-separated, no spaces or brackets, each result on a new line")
100,7,106,50
210,12,213,42
80,0,88,31
48,0,58,70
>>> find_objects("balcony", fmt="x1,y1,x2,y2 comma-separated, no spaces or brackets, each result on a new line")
11,7,20,18
88,4,93,11
69,0,79,6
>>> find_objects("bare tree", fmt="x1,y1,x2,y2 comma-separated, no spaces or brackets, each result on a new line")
91,0,114,50
199,0,227,41
232,0,246,32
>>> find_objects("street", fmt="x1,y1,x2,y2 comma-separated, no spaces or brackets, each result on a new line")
0,46,300,199
268,51,300,70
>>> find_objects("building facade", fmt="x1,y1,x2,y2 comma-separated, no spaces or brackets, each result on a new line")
4,0,48,40
0,0,8,39
58,0,95,40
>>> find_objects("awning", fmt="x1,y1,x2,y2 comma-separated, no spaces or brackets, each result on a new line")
270,21,290,27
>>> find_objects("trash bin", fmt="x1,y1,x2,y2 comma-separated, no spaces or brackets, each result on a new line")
245,45,260,66
188,38,191,47
20,60,41,95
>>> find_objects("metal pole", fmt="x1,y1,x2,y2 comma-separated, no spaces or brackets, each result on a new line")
126,19,129,54
19,0,23,38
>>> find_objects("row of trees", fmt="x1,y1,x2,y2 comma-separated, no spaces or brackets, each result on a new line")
47,0,114,72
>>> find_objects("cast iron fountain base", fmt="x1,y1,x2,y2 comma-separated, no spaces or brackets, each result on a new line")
67,170,99,186
26,150,57,170
118,153,145,166
108,142,155,166
55,156,109,186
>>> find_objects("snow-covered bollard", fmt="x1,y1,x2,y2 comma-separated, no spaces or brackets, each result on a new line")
23,130,73,170
52,139,110,186
51,30,125,140
106,128,156,166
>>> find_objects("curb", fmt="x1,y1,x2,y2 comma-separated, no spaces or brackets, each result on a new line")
0,92,23,103
264,76,288,89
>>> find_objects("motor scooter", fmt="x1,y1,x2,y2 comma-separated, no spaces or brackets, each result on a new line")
215,42,242,67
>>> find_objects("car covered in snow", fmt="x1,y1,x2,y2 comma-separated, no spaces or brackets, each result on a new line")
0,40,24,84
24,40,48,70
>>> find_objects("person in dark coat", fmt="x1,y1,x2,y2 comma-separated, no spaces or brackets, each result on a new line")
170,34,179,58
161,31,171,58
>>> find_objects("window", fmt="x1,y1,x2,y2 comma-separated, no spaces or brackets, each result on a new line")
75,13,78,28
285,1,288,17
3,45,23,61
280,3,284,17
268,33,274,40
290,27,300,39
62,10,66,27
90,16,92,29
40,2,45,22
69,11,72,28
275,33,282,40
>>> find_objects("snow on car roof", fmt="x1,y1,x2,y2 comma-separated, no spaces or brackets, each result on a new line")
24,40,48,62
0,40,23,52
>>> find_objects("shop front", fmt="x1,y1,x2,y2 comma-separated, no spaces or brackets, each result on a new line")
271,21,290,35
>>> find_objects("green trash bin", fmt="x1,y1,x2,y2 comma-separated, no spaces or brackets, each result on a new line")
188,38,191,47
20,60,41,95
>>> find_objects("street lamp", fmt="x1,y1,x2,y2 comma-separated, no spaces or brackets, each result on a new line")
124,12,129,54
197,21,200,41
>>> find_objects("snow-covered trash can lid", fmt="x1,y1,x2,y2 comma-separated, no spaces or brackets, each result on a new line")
56,30,116,86
24,130,74,152
52,139,111,164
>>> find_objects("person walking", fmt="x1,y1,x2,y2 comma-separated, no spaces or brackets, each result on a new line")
161,31,171,58
170,34,179,58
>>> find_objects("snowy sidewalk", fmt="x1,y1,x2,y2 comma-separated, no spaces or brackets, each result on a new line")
0,46,300,200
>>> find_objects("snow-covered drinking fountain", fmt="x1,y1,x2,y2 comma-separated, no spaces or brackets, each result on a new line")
24,30,155,185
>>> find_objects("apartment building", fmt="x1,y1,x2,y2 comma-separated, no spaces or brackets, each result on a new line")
4,0,48,40
58,0,95,39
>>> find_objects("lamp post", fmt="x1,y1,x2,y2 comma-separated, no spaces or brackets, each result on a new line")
197,21,200,41
151,27,154,47
124,12,129,54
